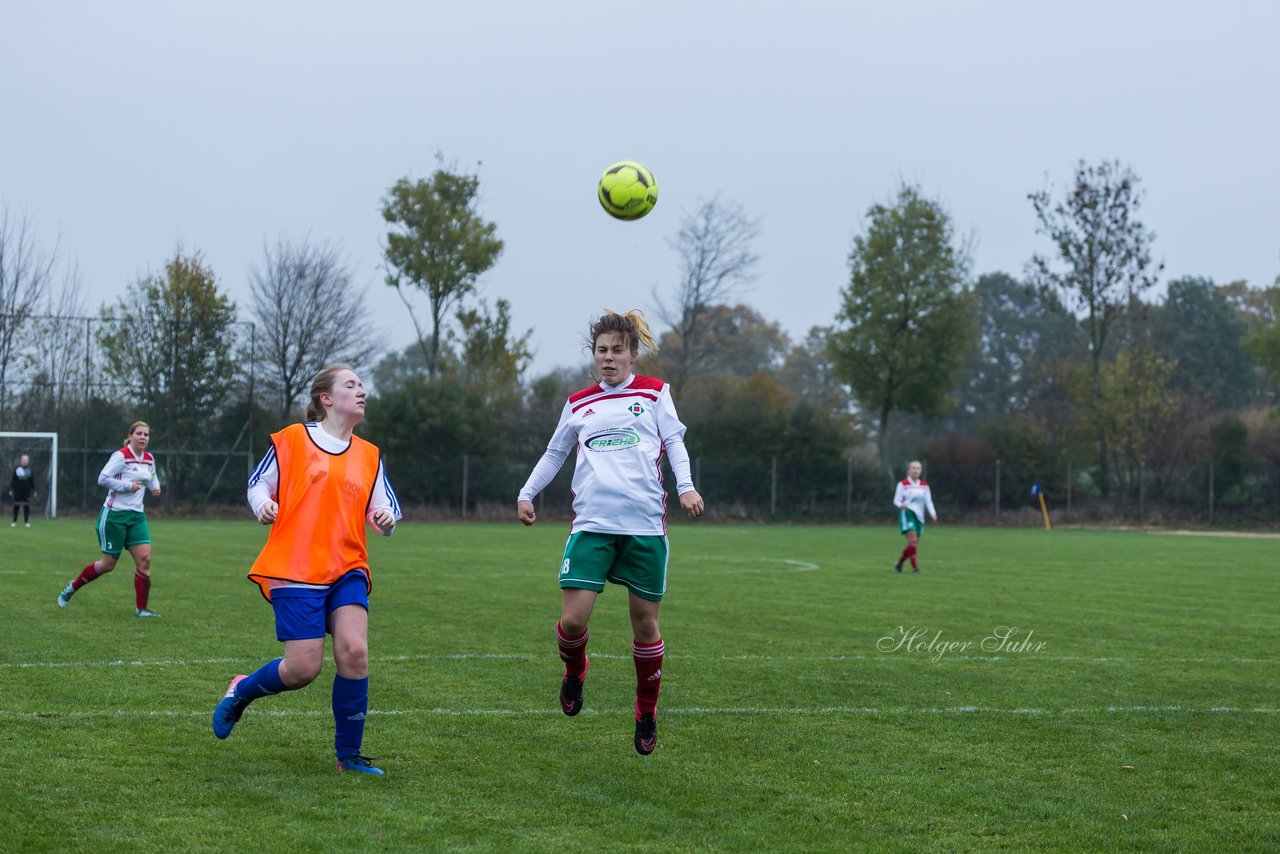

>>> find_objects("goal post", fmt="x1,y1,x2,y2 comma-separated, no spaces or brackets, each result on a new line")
0,432,59,518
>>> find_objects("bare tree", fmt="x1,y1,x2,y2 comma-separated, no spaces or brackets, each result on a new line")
0,208,56,426
22,262,87,427
1028,160,1163,496
656,196,761,395
249,237,379,420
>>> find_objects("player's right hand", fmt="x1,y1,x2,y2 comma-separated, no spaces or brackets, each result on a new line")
517,500,536,527
257,500,279,525
130,481,143,492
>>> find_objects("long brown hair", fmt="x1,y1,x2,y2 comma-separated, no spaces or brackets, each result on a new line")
590,309,658,356
305,364,355,422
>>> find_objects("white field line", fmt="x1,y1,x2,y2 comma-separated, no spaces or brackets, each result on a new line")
2,651,1276,670
1,705,1277,721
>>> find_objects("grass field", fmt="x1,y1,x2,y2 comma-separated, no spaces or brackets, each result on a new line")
1,519,1278,852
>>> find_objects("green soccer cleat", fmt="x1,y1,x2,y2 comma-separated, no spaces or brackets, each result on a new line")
57,581,75,609
135,608,160,618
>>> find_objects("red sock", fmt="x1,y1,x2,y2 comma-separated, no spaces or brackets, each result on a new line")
633,637,664,719
71,561,106,591
134,570,151,610
556,621,589,682
898,545,912,565
907,543,919,569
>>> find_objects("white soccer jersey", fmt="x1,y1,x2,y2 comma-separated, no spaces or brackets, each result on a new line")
519,373,695,536
893,477,937,523
99,446,160,512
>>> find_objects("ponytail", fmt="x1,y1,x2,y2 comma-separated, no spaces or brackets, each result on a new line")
591,308,658,356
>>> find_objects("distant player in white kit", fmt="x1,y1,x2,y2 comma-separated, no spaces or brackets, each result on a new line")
893,460,937,573
516,309,704,755
57,421,163,616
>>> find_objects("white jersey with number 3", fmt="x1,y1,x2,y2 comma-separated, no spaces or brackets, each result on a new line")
893,477,936,524
99,446,159,512
518,374,695,535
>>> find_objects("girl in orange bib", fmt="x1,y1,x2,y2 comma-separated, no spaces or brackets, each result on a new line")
211,365,401,775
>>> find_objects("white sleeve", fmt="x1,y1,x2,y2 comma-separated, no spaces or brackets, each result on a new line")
518,400,577,502
925,486,937,519
246,445,279,518
657,387,695,494
892,480,906,509
97,452,132,492
366,459,402,536
149,463,161,490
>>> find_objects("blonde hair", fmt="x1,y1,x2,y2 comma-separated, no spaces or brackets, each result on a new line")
305,364,355,422
125,421,150,445
591,309,658,356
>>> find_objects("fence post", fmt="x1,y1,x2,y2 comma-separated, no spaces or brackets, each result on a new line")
995,459,1001,522
461,454,469,518
1066,461,1072,519
1138,459,1145,521
770,457,777,515
846,453,853,517
1208,461,1214,526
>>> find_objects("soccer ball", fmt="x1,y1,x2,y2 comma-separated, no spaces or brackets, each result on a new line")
597,161,659,220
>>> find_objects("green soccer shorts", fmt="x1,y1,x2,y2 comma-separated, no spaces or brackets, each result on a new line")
95,507,151,556
898,508,925,537
558,531,669,602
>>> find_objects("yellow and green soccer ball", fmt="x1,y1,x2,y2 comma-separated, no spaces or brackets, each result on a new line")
597,161,658,220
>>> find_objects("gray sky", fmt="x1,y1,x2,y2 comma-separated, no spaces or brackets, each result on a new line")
4,1,1278,378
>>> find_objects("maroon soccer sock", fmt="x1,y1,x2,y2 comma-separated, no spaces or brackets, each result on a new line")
898,545,912,565
134,570,151,610
907,542,919,569
71,561,106,591
556,621,589,682
633,637,664,719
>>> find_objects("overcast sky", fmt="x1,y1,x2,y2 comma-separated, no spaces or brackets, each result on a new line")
4,1,1278,378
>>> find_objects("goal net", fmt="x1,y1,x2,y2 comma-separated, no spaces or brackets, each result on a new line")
0,432,58,518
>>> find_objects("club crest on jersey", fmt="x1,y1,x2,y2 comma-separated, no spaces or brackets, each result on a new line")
628,402,645,417
584,427,641,452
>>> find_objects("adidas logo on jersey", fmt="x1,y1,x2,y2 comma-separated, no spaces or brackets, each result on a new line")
581,408,596,418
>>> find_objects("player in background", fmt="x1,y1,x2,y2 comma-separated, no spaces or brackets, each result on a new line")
211,365,401,776
57,422,163,616
893,459,937,573
517,309,704,756
10,453,35,527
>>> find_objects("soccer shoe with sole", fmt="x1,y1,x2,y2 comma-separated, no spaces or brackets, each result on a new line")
135,608,160,618
212,675,248,739
894,562,903,573
635,713,658,755
57,581,75,609
559,658,588,716
336,755,384,776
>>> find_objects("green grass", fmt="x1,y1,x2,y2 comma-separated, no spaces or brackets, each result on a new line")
1,519,1278,852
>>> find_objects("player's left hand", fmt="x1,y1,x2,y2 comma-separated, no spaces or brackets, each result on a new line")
371,508,396,531
150,486,161,496
680,489,704,519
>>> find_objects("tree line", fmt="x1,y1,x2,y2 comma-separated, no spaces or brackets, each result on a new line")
2,157,1278,520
